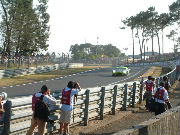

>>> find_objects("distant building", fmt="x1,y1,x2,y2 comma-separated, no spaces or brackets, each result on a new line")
128,52,159,59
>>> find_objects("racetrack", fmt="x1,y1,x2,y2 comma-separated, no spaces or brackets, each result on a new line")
0,66,150,97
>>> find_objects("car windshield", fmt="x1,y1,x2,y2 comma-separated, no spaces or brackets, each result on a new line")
116,68,126,72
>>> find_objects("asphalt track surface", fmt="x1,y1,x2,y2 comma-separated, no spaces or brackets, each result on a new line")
0,66,149,97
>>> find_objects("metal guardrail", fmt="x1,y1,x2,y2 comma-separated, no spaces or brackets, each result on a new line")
125,60,178,69
0,81,144,135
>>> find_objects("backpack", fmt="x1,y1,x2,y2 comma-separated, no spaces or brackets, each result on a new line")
32,93,42,111
34,95,50,122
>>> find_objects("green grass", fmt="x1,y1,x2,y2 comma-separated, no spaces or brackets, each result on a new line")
0,68,93,87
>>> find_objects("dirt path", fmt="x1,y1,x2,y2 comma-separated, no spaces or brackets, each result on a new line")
68,66,180,135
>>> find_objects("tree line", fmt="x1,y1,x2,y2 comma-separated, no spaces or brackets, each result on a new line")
70,43,124,61
0,0,49,66
0,0,179,66
121,0,180,63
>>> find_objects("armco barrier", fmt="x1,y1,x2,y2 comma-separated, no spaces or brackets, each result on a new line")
0,81,144,135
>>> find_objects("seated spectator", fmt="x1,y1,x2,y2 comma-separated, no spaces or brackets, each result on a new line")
154,82,171,115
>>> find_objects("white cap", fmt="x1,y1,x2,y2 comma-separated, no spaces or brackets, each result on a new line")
1,92,7,100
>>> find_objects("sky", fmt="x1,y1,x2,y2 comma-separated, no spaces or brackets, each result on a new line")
47,0,176,55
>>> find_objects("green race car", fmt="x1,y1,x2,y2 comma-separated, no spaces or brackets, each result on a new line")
112,66,130,76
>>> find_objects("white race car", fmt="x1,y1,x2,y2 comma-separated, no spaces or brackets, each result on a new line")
112,67,130,76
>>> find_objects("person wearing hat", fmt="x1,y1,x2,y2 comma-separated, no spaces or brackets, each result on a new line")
0,92,7,120
26,85,57,135
162,76,171,93
58,81,82,135
1,92,7,100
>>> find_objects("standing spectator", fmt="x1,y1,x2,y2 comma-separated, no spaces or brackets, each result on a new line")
151,77,156,91
154,82,171,115
26,85,57,135
163,76,171,93
0,92,7,120
155,77,160,89
143,76,155,110
58,81,81,135
0,92,12,135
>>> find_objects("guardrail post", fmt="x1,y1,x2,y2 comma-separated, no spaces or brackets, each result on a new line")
139,78,144,104
132,82,137,107
100,87,105,120
122,84,128,111
173,71,176,84
169,73,172,84
84,89,90,126
2,100,12,135
112,85,118,115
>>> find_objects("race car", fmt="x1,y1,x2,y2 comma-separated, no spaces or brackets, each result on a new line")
112,66,130,76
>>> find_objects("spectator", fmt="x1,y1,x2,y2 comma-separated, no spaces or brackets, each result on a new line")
163,76,171,93
151,77,156,91
26,85,57,135
58,81,81,135
0,92,7,120
155,77,161,89
143,76,155,110
154,82,171,115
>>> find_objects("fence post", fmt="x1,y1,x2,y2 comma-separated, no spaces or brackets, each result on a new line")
112,85,118,115
132,82,137,108
2,100,12,135
173,70,176,84
84,89,90,126
122,84,128,111
139,78,144,104
100,87,105,120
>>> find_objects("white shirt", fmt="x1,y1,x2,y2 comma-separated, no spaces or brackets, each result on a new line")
34,93,57,110
154,86,169,104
